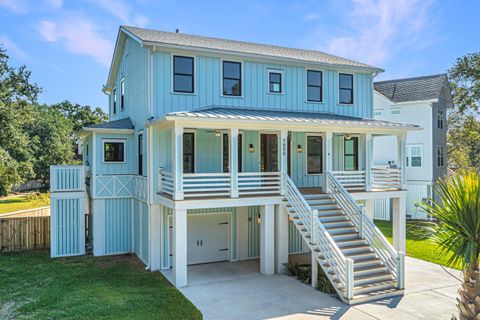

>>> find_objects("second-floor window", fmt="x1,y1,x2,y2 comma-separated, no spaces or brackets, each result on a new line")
138,134,143,176
406,144,423,167
120,78,125,110
437,145,445,167
307,70,322,102
183,132,195,173
437,109,444,129
339,73,354,104
268,70,282,93
113,88,117,114
173,56,194,93
223,61,241,96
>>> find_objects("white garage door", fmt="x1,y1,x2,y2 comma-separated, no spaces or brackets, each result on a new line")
187,213,230,265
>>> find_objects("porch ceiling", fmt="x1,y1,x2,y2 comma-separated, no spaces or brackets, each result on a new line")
155,107,421,133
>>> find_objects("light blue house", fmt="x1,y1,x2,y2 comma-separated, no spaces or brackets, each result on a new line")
49,26,420,304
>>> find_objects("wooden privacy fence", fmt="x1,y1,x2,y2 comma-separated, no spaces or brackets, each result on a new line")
0,216,50,251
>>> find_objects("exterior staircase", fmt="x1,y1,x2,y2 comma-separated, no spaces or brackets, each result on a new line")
282,172,405,305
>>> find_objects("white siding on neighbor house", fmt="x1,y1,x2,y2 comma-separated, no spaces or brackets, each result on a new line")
407,183,432,220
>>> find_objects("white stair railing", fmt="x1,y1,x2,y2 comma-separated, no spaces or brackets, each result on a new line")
326,171,405,289
283,173,354,298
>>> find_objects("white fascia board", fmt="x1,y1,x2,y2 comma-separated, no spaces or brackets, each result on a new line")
81,127,135,135
156,195,284,210
393,99,438,106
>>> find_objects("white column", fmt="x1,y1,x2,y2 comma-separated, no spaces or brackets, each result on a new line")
275,205,289,274
392,196,406,253
397,134,407,190
279,129,288,195
260,204,275,275
365,133,373,191
311,253,318,288
172,126,184,200
229,128,239,198
150,204,161,271
173,208,187,287
325,131,333,191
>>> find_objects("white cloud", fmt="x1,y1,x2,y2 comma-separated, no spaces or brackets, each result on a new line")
36,16,113,67
91,0,149,27
318,0,436,66
0,0,28,13
0,34,30,61
44,0,62,10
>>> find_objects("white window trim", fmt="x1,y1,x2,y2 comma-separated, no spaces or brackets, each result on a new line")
337,72,354,106
102,138,127,164
120,78,125,110
267,69,284,95
305,133,324,176
171,53,197,95
436,145,445,167
220,58,244,98
343,134,360,171
112,87,117,115
305,68,324,103
406,144,423,168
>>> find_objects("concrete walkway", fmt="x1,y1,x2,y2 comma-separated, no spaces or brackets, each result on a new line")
161,257,461,319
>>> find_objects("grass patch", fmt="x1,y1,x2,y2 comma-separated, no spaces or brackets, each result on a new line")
0,251,202,320
0,192,50,215
375,220,461,270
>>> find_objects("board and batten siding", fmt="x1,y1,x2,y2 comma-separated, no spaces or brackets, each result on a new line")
152,51,373,118
95,133,136,176
133,199,149,264
104,198,132,254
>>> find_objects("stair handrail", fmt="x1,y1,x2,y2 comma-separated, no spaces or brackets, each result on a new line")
326,171,400,282
283,173,353,297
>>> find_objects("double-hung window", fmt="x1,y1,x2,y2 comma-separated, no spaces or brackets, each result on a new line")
103,140,125,163
120,78,125,110
406,144,423,167
223,61,241,96
344,137,358,171
437,145,445,167
437,109,444,129
307,136,323,174
183,133,195,173
173,56,194,93
268,70,282,93
307,70,322,102
339,73,354,104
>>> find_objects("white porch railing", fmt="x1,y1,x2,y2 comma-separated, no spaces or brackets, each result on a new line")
371,168,402,190
326,171,405,290
283,173,353,298
158,170,174,197
50,165,85,192
183,173,231,198
331,171,366,191
238,172,281,196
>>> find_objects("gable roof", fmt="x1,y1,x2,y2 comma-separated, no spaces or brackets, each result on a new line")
106,26,383,89
85,117,134,130
374,74,449,103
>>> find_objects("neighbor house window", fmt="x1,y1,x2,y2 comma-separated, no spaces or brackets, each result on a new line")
103,140,125,163
307,70,322,102
222,133,243,173
268,70,282,93
138,134,143,175
307,136,323,174
339,73,354,104
173,56,194,93
437,109,444,129
437,145,445,167
406,144,423,167
373,110,383,117
344,137,358,171
390,109,401,115
120,78,125,110
113,88,117,114
183,132,195,173
223,61,241,96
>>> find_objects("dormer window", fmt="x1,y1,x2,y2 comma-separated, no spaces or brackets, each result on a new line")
173,56,194,93
120,78,125,110
339,73,354,104
268,70,282,93
113,88,117,114
223,61,241,96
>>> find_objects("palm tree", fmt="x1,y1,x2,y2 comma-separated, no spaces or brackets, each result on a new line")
421,170,480,320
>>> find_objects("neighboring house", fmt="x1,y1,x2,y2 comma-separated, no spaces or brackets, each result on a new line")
373,74,453,220
49,26,421,304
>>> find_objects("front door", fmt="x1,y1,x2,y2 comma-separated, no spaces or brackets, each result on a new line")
260,134,278,172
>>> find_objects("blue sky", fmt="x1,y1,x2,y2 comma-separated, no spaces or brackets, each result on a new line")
1,0,479,111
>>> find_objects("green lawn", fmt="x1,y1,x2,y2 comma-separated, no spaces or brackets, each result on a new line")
0,251,202,319
0,192,50,215
375,220,461,270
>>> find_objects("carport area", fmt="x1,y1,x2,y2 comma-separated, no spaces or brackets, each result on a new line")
161,256,460,320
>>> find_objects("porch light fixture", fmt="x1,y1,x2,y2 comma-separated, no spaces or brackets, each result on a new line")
257,214,261,225
248,143,255,153
344,133,352,140
215,129,222,137
296,144,303,153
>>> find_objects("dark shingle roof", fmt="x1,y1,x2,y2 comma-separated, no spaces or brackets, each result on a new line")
122,26,382,72
85,118,134,130
374,74,448,103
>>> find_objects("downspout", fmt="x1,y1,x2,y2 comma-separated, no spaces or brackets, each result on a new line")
370,72,379,118
145,47,154,270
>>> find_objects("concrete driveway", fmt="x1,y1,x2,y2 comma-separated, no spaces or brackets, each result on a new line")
161,257,460,319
